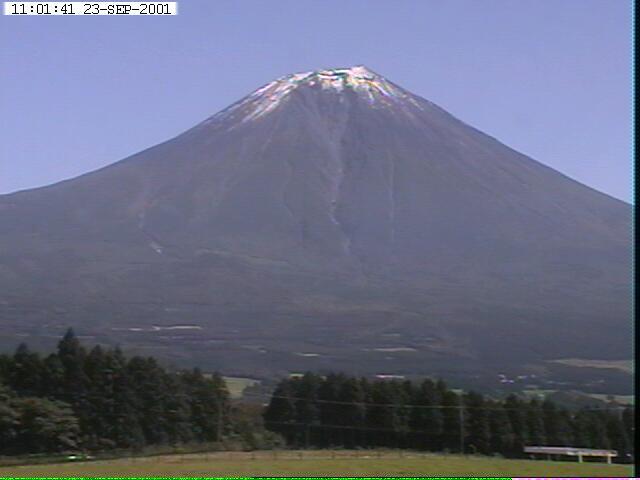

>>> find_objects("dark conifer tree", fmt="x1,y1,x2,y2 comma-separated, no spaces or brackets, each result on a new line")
316,373,344,447
127,356,170,445
0,355,11,384
41,354,65,400
541,399,571,446
263,379,297,445
440,389,462,452
605,410,630,461
163,373,195,445
504,394,528,457
571,409,591,448
337,376,366,449
0,384,18,452
487,400,513,455
365,380,405,448
13,397,79,453
585,410,610,449
10,344,44,397
107,347,145,448
293,373,321,448
525,398,546,446
463,391,491,454
182,368,229,442
409,379,443,451
82,345,114,449
208,372,230,440
56,329,91,432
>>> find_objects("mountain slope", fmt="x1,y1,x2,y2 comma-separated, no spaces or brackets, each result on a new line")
0,66,631,388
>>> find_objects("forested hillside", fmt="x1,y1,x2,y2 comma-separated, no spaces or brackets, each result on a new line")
263,373,634,461
0,330,230,454
0,333,633,464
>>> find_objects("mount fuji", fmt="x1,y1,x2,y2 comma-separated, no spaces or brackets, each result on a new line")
0,66,631,389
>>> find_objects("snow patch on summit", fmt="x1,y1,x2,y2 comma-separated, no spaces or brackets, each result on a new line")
206,66,423,127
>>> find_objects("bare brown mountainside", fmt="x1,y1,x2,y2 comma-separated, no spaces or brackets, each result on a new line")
0,66,631,389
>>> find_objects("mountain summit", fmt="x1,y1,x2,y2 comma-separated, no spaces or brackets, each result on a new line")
0,67,631,388
206,65,424,126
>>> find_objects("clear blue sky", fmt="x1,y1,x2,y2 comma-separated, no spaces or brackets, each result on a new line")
0,0,632,201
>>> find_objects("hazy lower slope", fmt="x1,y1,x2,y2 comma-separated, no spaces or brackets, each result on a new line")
0,66,631,388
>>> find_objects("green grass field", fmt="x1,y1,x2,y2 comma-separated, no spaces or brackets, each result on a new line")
587,393,635,405
549,358,633,374
223,376,259,398
0,451,633,477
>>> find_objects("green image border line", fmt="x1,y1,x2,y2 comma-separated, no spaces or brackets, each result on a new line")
0,477,514,480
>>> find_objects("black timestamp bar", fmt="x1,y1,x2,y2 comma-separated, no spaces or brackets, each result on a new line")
4,2,177,15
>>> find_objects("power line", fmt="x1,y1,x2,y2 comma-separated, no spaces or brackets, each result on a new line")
240,390,630,412
263,419,451,436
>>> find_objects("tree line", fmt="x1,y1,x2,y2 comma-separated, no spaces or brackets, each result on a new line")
0,329,230,455
263,373,634,462
0,333,634,463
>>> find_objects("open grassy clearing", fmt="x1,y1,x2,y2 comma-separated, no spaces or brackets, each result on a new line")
586,393,635,405
222,376,259,398
549,358,633,374
0,450,633,477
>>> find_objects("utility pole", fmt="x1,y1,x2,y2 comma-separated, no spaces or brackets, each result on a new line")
305,425,309,449
459,405,464,455
216,394,222,442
